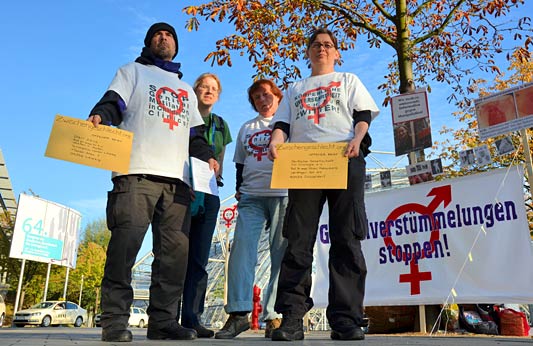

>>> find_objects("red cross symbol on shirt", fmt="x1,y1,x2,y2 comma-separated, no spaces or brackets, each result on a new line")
399,260,432,295
300,81,341,124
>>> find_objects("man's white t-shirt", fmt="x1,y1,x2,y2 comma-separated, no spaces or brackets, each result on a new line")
107,62,204,183
273,72,380,143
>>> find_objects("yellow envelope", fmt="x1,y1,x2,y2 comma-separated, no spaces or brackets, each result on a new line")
271,142,348,189
45,114,133,174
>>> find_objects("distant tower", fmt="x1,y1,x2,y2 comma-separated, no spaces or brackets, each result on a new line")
0,149,17,217
0,148,17,286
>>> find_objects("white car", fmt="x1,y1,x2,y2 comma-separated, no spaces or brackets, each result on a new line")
128,307,148,328
13,300,87,327
94,307,149,328
0,295,6,327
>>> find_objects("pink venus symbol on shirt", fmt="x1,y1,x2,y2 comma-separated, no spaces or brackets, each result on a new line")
248,129,271,161
156,87,188,130
300,81,341,124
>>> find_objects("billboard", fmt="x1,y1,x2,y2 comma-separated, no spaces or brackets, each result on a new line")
10,194,82,268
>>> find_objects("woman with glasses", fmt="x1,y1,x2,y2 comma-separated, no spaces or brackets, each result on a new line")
268,28,380,341
179,73,232,338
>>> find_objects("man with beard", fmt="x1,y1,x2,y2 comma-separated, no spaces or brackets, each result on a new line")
87,22,218,342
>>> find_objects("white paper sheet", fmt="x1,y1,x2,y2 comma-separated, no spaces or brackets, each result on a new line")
190,157,219,196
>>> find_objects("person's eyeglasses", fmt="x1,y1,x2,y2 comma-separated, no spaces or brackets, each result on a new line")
197,84,219,93
310,42,335,50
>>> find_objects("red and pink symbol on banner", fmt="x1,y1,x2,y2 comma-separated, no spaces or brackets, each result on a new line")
155,87,188,130
383,185,452,295
300,81,340,124
221,204,238,228
248,129,271,161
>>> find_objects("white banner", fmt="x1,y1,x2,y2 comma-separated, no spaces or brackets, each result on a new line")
311,167,533,306
10,194,82,268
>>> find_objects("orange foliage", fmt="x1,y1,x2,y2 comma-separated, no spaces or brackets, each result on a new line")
183,0,531,107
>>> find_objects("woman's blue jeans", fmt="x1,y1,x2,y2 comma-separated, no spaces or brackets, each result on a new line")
225,194,288,320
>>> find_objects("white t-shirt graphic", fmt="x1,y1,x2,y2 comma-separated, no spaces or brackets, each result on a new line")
273,72,379,143
234,115,287,197
107,62,204,183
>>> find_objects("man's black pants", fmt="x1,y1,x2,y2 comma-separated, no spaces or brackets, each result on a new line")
100,175,190,330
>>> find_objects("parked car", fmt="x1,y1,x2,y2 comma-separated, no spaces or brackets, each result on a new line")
128,307,148,328
0,295,6,327
94,307,149,328
13,300,87,327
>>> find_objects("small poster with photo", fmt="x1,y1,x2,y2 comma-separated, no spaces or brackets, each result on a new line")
380,170,392,188
459,149,475,167
407,164,418,175
416,161,431,172
430,158,443,175
495,136,515,156
474,82,533,140
393,118,432,156
391,89,433,156
406,161,433,185
365,174,373,190
474,145,492,166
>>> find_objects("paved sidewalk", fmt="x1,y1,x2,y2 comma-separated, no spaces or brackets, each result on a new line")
1,328,532,346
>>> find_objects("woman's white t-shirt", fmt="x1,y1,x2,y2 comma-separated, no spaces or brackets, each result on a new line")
233,115,288,197
273,72,380,143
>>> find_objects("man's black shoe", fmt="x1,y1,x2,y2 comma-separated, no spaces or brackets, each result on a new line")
331,326,365,340
191,324,215,338
214,314,250,339
101,328,133,342
271,318,304,341
147,321,197,340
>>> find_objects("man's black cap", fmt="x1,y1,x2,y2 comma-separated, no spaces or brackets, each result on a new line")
144,22,178,58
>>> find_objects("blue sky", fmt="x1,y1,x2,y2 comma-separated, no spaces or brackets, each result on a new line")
1,1,529,259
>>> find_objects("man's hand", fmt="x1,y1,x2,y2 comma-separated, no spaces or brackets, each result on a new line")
87,114,102,127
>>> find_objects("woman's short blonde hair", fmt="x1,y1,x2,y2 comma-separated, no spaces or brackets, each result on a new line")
193,72,222,94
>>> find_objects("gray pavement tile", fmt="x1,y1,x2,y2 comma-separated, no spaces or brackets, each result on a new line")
0,327,532,346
